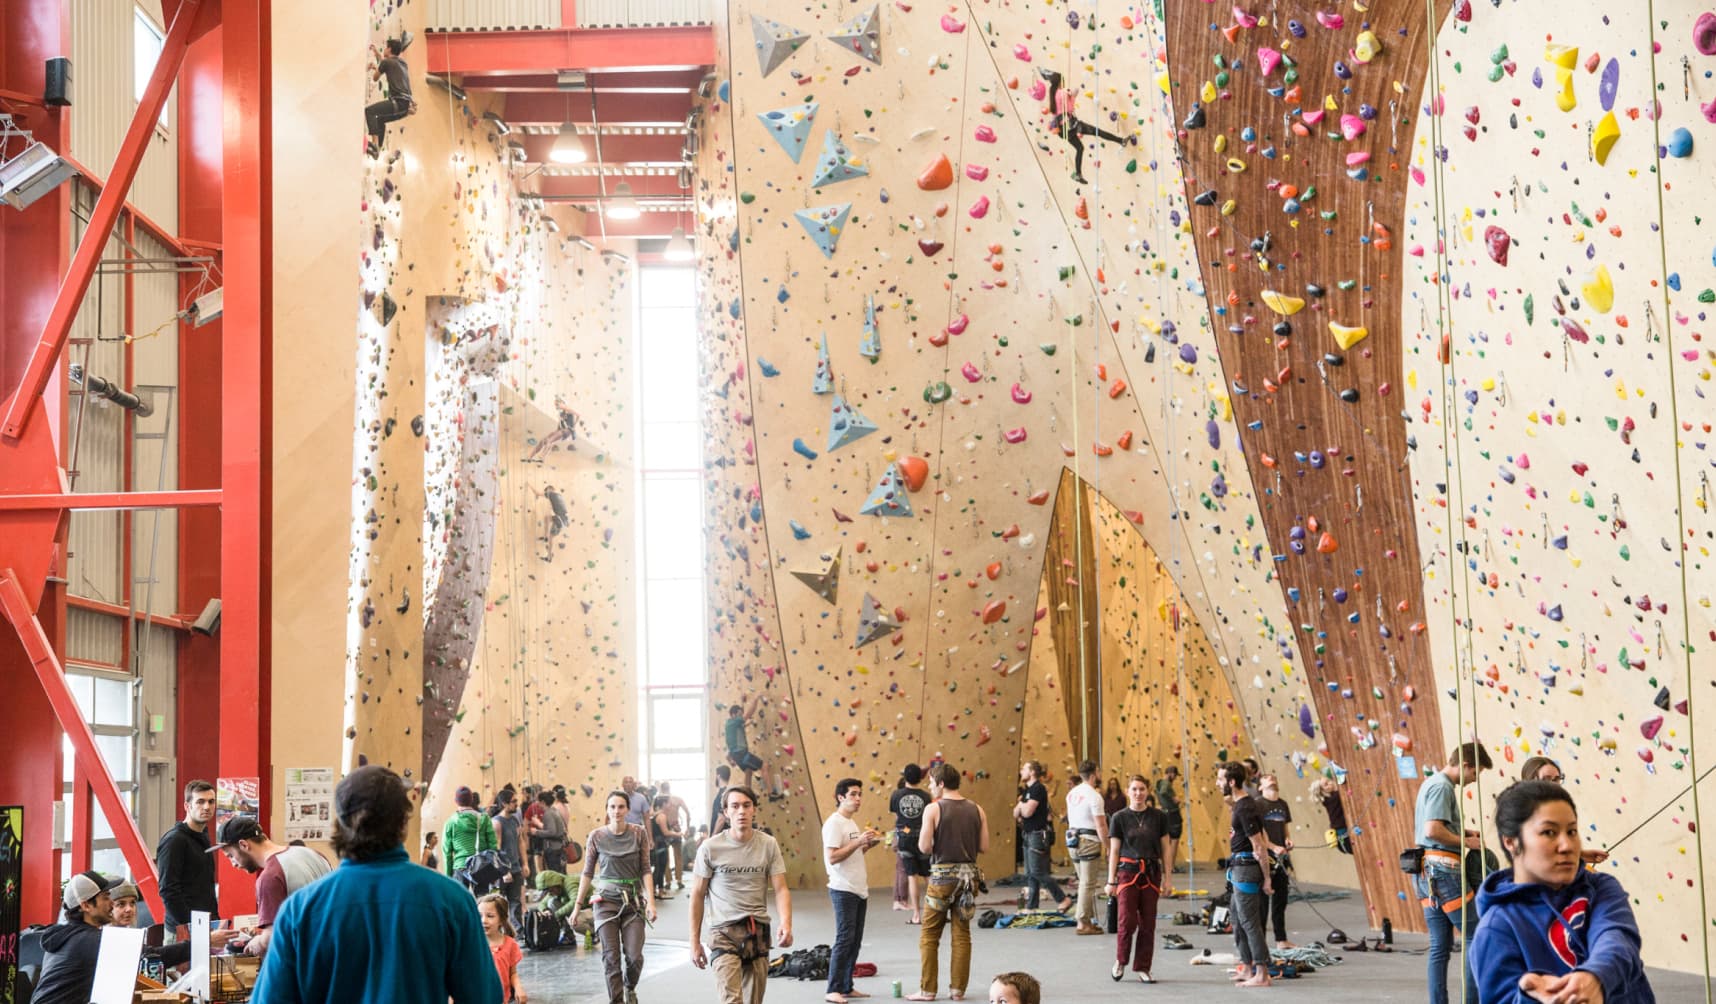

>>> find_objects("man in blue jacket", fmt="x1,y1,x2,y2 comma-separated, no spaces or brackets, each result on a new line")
252,765,501,1004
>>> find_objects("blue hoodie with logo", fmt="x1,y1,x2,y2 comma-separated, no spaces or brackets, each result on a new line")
1472,866,1655,1004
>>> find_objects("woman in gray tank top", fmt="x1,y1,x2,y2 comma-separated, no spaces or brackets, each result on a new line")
572,792,658,1004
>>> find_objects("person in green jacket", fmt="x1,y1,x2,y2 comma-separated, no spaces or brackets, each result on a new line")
443,785,497,876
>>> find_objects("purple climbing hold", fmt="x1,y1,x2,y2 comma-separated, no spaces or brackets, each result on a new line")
1298,704,1316,739
1598,58,1620,112
1178,343,1199,364
1697,12,1716,56
1206,419,1221,449
1210,473,1228,498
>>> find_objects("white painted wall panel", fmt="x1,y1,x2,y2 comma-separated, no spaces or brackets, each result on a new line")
426,0,561,30
131,228,180,612
575,0,711,27
69,0,178,232
66,607,124,669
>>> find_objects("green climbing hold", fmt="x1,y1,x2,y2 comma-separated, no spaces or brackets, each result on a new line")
740,192,755,204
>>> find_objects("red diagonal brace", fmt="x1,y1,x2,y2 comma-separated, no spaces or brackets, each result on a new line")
0,0,203,443
0,570,164,920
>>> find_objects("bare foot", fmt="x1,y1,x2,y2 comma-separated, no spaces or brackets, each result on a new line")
1239,976,1272,988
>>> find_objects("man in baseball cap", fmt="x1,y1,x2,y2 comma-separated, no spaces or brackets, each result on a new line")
207,814,332,955
31,872,127,1004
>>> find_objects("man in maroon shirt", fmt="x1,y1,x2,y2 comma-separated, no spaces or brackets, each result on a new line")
209,816,333,956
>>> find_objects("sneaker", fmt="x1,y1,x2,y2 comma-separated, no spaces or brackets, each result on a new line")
1137,971,1155,984
1111,963,1124,982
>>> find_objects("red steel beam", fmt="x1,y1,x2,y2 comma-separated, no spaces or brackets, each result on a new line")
458,68,706,92
426,25,713,74
515,132,684,164
0,490,222,511
503,90,691,127
57,155,197,260
0,571,165,921
0,0,203,442
67,594,192,632
538,173,687,198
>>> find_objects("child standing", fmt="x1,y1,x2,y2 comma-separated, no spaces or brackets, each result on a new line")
480,893,528,1004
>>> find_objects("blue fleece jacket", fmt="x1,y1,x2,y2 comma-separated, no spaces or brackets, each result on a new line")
1472,867,1655,1004
251,846,501,1004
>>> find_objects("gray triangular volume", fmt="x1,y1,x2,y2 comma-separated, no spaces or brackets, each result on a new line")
752,15,811,78
791,545,842,604
855,591,901,647
827,5,882,65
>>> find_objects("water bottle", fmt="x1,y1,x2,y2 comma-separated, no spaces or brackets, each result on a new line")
892,980,903,998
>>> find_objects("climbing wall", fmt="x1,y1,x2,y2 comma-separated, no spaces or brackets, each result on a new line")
1401,0,1716,970
706,0,1350,886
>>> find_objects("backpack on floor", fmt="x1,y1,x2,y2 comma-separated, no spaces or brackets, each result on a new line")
521,908,562,951
767,944,831,980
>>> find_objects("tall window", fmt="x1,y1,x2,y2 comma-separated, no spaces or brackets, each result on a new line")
634,266,708,828
133,6,171,131
60,668,139,881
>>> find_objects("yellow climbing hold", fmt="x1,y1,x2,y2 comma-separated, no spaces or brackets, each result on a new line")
1157,70,1171,95
1582,263,1615,313
1201,80,1218,103
1220,199,1237,216
1544,44,1579,69
1554,68,1577,112
1329,321,1370,350
1593,111,1620,165
1226,158,1247,173
1353,31,1382,63
1214,133,1228,154
1261,290,1306,315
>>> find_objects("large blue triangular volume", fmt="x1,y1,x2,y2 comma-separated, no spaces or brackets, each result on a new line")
859,296,880,361
827,5,882,65
757,102,818,163
752,15,810,77
859,463,913,517
813,334,834,395
795,203,852,259
854,591,902,647
811,130,868,189
826,394,878,452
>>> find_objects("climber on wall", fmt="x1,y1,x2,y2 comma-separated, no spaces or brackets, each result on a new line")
364,33,415,158
531,484,570,563
525,395,582,463
725,695,780,800
1037,67,1135,185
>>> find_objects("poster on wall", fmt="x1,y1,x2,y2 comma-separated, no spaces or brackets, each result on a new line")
283,768,336,843
1,806,22,1004
215,777,261,832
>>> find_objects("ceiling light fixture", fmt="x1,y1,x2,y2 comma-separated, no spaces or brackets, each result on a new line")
482,110,511,136
664,226,695,262
604,181,640,220
550,122,588,164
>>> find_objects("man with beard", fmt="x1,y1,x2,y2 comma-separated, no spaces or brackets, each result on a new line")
209,815,333,955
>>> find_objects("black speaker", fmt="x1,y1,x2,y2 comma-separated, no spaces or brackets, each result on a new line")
44,57,71,107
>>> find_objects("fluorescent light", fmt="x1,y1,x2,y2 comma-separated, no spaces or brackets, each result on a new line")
549,123,588,164
664,226,694,261
0,140,77,210
604,181,640,220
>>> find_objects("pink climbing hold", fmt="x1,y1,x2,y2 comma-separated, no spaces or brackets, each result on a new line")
965,163,990,181
1013,43,1032,62
1315,10,1344,29
1302,108,1326,126
1232,6,1258,28
1696,12,1716,55
1257,47,1282,75
1003,427,1028,444
1339,114,1365,140
1010,383,1032,404
974,124,997,143
961,361,982,382
940,13,965,32
946,313,970,335
1484,225,1510,266
968,195,990,218
1640,716,1663,740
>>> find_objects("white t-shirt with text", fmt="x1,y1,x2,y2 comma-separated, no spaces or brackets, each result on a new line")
1066,782,1106,832
823,812,868,897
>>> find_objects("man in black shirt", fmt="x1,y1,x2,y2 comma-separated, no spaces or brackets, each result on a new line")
1106,775,1171,984
157,779,220,928
889,763,931,921
364,34,416,156
1222,762,1272,987
1011,761,1070,912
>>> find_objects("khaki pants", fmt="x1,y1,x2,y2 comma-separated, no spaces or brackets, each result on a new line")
918,880,972,995
710,918,770,1004
1074,854,1102,923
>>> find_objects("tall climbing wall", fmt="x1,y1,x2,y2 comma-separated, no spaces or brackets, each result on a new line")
704,0,1354,885
1400,0,1716,970
344,1,643,835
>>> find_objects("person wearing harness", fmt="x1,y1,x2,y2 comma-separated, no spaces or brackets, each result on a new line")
525,396,581,462
908,763,989,1002
572,791,658,1004
1415,741,1493,1004
1106,775,1171,984
1221,761,1273,988
1065,760,1109,935
1154,764,1183,871
364,35,414,157
1012,761,1070,914
1256,775,1295,950
691,785,793,1004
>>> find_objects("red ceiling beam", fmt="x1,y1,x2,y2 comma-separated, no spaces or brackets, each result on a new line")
459,68,706,92
577,211,689,239
0,489,222,511
515,132,684,164
503,90,690,127
0,0,202,442
537,173,687,198
426,26,714,74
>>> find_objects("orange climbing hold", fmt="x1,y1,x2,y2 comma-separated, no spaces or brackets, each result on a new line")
1316,531,1338,553
918,153,954,190
986,562,1002,580
982,600,1007,624
899,455,930,491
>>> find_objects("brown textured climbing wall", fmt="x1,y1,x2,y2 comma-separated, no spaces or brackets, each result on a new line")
1166,1,1454,930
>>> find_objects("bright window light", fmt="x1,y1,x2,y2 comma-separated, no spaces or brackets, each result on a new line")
133,7,171,131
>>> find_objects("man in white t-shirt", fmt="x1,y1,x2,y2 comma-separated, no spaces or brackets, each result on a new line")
822,778,882,1004
1065,759,1110,934
691,785,793,1004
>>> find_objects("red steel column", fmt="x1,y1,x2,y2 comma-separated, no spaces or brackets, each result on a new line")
217,0,272,919
0,0,72,926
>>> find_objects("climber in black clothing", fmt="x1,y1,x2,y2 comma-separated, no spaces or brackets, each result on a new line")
1038,68,1135,184
525,395,581,462
532,483,570,562
365,34,416,157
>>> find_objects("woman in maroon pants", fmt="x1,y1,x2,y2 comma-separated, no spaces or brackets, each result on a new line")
1106,775,1172,984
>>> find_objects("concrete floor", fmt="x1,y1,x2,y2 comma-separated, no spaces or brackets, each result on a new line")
518,871,1713,1003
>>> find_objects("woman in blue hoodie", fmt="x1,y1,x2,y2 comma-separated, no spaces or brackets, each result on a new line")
1472,781,1655,1004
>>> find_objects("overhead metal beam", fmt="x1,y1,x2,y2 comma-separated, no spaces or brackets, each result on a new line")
503,89,691,127
513,131,685,164
537,173,687,198
1,0,203,442
459,68,706,93
0,490,222,511
425,25,714,74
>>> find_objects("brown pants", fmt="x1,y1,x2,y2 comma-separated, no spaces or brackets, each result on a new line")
918,880,972,995
710,918,769,1004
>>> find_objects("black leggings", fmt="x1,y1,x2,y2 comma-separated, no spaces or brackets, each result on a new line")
1051,114,1127,179
1268,862,1291,943
651,844,669,889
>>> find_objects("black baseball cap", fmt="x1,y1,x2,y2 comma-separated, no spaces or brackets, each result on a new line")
208,815,266,851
